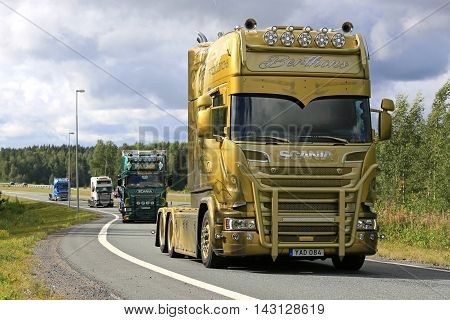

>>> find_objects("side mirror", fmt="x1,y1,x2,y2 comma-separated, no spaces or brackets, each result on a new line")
197,108,211,137
197,94,212,108
381,98,395,112
379,111,392,141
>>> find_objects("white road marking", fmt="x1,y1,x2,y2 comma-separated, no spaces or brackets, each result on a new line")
366,258,450,273
97,212,257,300
4,191,449,294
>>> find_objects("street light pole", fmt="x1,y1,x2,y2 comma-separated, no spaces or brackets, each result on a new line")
68,132,74,207
75,89,85,214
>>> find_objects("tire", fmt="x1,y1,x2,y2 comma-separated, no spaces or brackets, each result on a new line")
159,214,168,253
167,214,182,258
200,212,226,268
332,255,365,271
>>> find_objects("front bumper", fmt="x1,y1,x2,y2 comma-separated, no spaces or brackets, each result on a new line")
219,229,377,257
96,199,113,207
122,205,158,222
218,163,379,259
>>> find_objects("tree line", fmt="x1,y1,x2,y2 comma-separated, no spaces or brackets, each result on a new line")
0,142,188,191
0,80,448,211
376,80,449,213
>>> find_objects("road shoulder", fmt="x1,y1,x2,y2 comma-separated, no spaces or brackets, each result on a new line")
33,225,122,300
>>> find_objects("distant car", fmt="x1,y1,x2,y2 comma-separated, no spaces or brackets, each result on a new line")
23,183,28,187
9,182,15,186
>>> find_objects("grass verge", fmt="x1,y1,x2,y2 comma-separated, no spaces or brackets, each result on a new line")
377,207,449,266
0,195,99,299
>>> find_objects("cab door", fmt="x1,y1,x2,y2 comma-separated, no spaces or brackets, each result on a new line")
200,87,229,199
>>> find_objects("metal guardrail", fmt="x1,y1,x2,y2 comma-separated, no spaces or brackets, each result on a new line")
0,183,52,188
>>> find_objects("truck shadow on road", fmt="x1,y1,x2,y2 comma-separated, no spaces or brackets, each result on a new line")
195,258,450,281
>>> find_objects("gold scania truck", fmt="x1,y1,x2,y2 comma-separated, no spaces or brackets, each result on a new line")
156,19,394,270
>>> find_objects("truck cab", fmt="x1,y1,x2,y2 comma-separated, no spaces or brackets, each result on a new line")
156,20,394,270
88,176,114,207
117,150,168,222
49,178,69,201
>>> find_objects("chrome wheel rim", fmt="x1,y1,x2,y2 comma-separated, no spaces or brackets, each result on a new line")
201,219,210,259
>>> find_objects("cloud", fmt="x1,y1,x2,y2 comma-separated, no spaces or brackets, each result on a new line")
0,0,448,147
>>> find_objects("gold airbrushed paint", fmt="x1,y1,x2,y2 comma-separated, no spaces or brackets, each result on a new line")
158,20,393,265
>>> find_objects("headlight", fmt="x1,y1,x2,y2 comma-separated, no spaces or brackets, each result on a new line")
281,31,295,47
298,32,312,47
332,33,346,48
357,219,377,231
315,32,329,47
145,201,150,205
136,201,140,205
223,218,256,231
263,29,278,46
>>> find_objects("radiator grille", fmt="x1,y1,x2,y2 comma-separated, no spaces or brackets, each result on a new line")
261,178,350,187
257,167,352,176
252,162,363,245
263,202,338,212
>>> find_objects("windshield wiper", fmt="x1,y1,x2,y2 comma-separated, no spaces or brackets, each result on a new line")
237,135,290,143
296,135,349,144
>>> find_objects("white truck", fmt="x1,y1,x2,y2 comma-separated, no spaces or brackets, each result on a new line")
88,176,114,207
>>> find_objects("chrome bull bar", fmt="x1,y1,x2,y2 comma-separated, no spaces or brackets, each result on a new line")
237,163,378,260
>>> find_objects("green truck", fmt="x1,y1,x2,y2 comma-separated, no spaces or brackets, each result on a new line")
117,150,169,222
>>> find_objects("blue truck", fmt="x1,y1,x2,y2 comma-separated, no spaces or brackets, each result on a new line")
48,177,69,201
117,150,169,222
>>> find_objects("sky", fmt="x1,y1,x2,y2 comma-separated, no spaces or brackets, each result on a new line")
0,0,448,147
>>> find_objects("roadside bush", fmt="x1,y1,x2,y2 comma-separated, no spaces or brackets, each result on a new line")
377,205,449,250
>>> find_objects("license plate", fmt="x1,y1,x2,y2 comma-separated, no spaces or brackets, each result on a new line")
289,248,324,257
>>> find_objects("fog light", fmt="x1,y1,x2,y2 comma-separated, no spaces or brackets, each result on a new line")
369,233,376,241
315,32,329,47
332,32,346,48
358,233,364,241
246,233,253,241
298,32,312,47
232,233,239,241
281,31,295,46
263,28,278,46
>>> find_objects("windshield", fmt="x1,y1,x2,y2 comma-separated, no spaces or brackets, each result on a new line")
126,174,163,187
96,186,112,193
231,94,372,143
56,183,68,190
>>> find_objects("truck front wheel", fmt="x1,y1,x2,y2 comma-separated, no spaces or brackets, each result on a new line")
332,255,365,271
200,212,226,268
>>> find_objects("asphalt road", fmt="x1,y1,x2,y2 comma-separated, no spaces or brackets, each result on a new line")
3,190,450,300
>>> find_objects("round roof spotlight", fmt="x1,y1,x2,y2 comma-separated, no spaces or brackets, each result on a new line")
286,26,294,32
244,18,257,30
320,27,329,33
342,21,353,33
263,29,278,45
315,32,329,47
304,26,312,32
281,31,295,46
298,32,312,47
332,33,346,48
